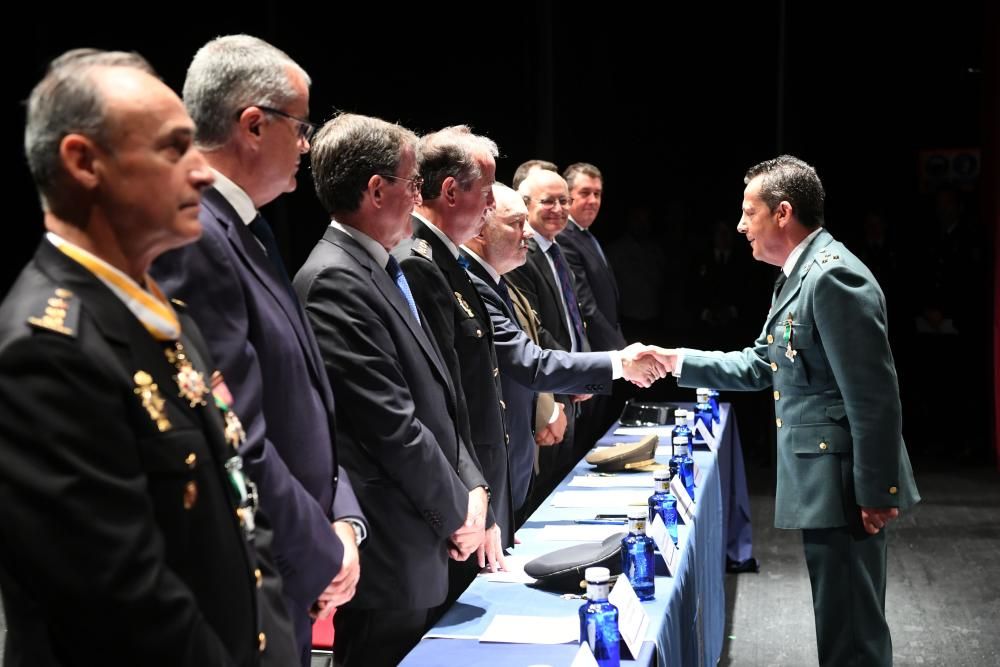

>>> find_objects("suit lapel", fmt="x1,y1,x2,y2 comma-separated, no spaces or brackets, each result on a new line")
413,219,492,332
767,229,834,330
325,227,454,392
201,189,328,391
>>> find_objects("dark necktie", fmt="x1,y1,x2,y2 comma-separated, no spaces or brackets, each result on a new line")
546,243,586,351
582,228,609,266
496,277,518,318
385,255,421,324
457,253,471,270
248,213,296,300
773,271,788,303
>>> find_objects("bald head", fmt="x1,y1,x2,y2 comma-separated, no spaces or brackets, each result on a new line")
466,182,532,275
519,170,570,241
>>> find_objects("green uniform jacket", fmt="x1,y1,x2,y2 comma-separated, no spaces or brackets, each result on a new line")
679,229,919,529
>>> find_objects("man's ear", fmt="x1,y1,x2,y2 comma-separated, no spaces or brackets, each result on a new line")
442,176,458,206
367,174,384,207
59,133,100,190
775,200,793,228
237,107,266,141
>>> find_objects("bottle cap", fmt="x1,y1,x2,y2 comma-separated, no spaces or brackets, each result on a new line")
674,410,687,422
627,507,646,520
653,468,670,480
585,567,610,583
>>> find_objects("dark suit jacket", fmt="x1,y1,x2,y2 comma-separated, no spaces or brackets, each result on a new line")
294,225,483,609
151,187,364,632
0,242,295,666
506,237,591,354
466,262,614,509
679,229,920,528
395,217,511,545
558,222,626,351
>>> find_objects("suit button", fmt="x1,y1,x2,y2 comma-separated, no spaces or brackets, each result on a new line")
499,400,506,410
819,442,828,451
775,418,783,428
493,367,499,377
770,362,778,372
505,434,510,444
476,329,483,338
258,632,267,652
185,452,197,468
888,485,898,495
254,568,263,587
773,390,780,401
767,334,774,344
183,481,198,509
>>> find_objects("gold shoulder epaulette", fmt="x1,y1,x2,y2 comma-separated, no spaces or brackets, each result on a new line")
27,287,78,337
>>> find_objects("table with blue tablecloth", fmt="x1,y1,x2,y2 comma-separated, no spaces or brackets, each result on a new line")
400,403,752,666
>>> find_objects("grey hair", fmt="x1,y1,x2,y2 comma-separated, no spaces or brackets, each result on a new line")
562,162,602,190
310,113,418,214
24,49,156,214
183,34,310,150
512,159,557,190
491,182,525,217
416,125,498,201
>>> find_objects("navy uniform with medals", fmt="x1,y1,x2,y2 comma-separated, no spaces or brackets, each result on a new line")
677,228,919,666
0,238,296,667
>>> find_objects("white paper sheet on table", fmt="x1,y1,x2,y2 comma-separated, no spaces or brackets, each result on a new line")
568,473,654,488
613,425,673,437
477,554,536,583
550,490,649,508
540,524,625,542
479,614,579,644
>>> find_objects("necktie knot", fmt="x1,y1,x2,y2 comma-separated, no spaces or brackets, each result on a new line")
457,254,471,270
773,271,788,300
248,213,296,300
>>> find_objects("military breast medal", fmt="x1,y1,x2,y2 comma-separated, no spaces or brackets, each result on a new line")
783,313,797,362
133,370,171,431
165,341,208,407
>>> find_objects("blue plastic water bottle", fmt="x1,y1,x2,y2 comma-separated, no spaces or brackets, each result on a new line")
708,389,720,424
648,468,678,544
672,411,696,502
621,508,655,600
694,388,714,438
579,567,621,666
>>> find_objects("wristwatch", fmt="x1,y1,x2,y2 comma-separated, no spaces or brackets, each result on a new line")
341,518,367,547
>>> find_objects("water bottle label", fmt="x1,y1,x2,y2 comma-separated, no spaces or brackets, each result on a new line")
673,436,688,445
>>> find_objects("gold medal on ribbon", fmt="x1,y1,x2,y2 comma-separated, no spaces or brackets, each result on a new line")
165,342,208,407
454,291,475,319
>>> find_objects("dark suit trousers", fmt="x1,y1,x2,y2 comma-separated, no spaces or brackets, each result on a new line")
802,525,891,667
333,607,431,667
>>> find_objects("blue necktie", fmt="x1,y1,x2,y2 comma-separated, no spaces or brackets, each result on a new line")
457,254,471,270
386,255,421,324
248,213,296,301
496,277,518,319
546,243,586,351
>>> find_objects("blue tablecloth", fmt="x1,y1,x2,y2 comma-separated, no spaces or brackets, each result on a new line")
400,403,749,666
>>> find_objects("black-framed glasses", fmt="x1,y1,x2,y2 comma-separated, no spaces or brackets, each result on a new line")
240,105,319,142
380,173,425,196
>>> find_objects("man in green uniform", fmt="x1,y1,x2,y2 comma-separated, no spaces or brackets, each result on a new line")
653,155,919,666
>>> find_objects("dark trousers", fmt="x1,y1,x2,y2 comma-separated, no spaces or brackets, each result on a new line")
333,607,430,667
802,525,891,666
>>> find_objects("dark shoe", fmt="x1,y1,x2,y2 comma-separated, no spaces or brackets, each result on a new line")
726,557,760,574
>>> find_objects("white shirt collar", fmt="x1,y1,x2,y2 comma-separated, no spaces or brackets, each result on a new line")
569,217,585,232
413,211,460,260
532,231,555,252
209,168,257,225
782,227,823,276
461,246,501,284
329,219,389,269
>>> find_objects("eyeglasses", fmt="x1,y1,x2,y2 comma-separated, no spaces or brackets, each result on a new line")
531,196,570,209
241,105,319,142
380,173,425,196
